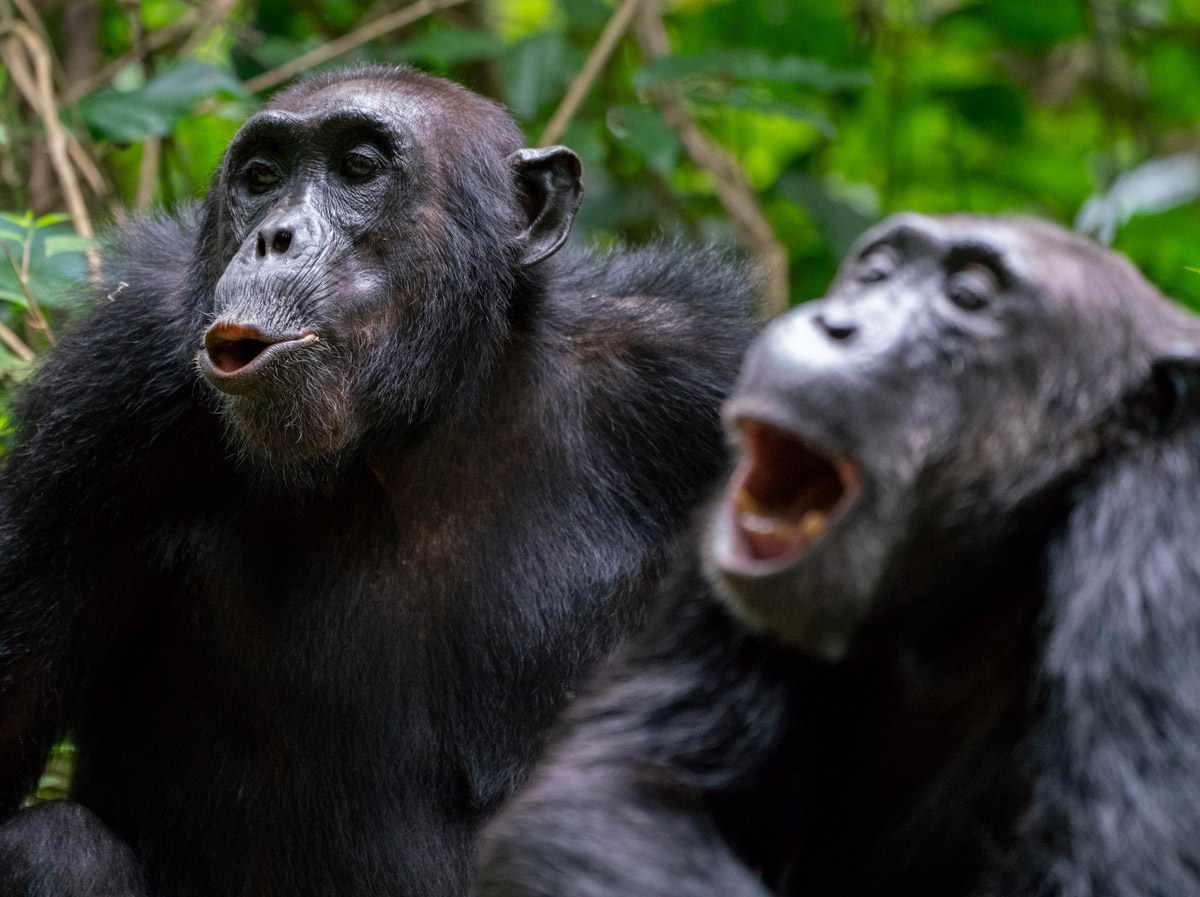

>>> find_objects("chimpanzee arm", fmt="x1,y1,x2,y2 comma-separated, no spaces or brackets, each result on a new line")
0,215,204,813
0,217,207,897
477,542,795,897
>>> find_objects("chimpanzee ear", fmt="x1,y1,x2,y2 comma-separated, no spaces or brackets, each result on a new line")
507,147,583,267
1135,345,1200,435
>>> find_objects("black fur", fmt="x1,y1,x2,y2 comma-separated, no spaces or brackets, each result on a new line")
477,214,1200,897
0,66,757,897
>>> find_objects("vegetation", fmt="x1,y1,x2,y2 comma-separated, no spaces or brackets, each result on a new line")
2,0,1199,440
3,0,1200,804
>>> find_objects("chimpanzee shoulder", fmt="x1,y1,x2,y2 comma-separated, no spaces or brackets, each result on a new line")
4,209,209,505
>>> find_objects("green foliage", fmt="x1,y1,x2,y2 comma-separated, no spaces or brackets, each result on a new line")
2,0,1200,417
0,212,91,310
0,212,92,453
2,0,1200,808
79,62,246,143
31,742,74,803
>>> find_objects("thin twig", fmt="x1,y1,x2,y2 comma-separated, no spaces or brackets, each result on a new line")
243,0,470,95
178,0,239,58
66,135,111,202
539,0,643,146
4,0,70,90
0,320,36,362
65,10,203,102
0,4,112,204
2,237,53,345
633,0,788,316
0,22,97,260
135,137,162,211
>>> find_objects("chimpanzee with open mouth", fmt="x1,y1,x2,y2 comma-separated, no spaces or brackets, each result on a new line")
478,213,1200,897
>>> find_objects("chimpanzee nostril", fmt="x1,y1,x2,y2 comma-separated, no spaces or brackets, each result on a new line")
272,230,292,255
814,313,857,342
256,234,267,258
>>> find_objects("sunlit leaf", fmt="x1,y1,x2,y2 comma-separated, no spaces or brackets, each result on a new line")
0,211,32,229
43,235,94,258
34,213,73,228
0,288,30,308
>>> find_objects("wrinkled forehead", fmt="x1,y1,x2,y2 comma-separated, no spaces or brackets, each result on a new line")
846,213,1045,275
845,213,1139,301
264,78,450,132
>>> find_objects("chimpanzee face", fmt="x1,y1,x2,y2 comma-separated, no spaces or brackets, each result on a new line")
707,213,1188,659
191,73,580,483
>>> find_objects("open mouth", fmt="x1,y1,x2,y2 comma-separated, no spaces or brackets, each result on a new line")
203,324,318,378
728,420,860,565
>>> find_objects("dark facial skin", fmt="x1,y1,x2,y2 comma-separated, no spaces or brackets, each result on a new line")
708,213,1197,658
196,78,580,475
197,85,411,460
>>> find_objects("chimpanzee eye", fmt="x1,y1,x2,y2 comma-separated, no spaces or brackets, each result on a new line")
341,150,380,181
857,246,900,284
244,162,280,194
946,263,999,312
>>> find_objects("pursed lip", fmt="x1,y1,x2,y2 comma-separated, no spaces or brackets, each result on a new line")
199,322,318,394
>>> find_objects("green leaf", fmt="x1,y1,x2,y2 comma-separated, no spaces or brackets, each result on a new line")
0,346,30,376
393,25,505,66
80,97,172,142
606,105,679,177
500,32,581,121
0,211,33,229
635,48,870,94
695,87,836,138
42,234,93,258
775,173,880,259
941,83,1025,142
144,61,245,106
0,288,30,308
79,62,246,143
950,0,1086,50
34,212,73,228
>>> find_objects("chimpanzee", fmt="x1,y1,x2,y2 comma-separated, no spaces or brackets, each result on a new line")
0,65,757,897
477,213,1200,897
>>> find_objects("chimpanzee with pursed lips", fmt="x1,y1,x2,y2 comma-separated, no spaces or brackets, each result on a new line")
0,66,757,897
477,214,1200,897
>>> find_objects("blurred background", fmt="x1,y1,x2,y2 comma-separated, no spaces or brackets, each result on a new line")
2,0,1200,447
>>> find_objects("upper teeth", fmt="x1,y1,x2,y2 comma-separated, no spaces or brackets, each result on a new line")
736,503,828,545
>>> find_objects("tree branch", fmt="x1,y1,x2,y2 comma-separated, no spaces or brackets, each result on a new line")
0,320,36,363
65,9,202,103
539,0,642,147
242,0,470,95
0,22,96,251
632,0,788,316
